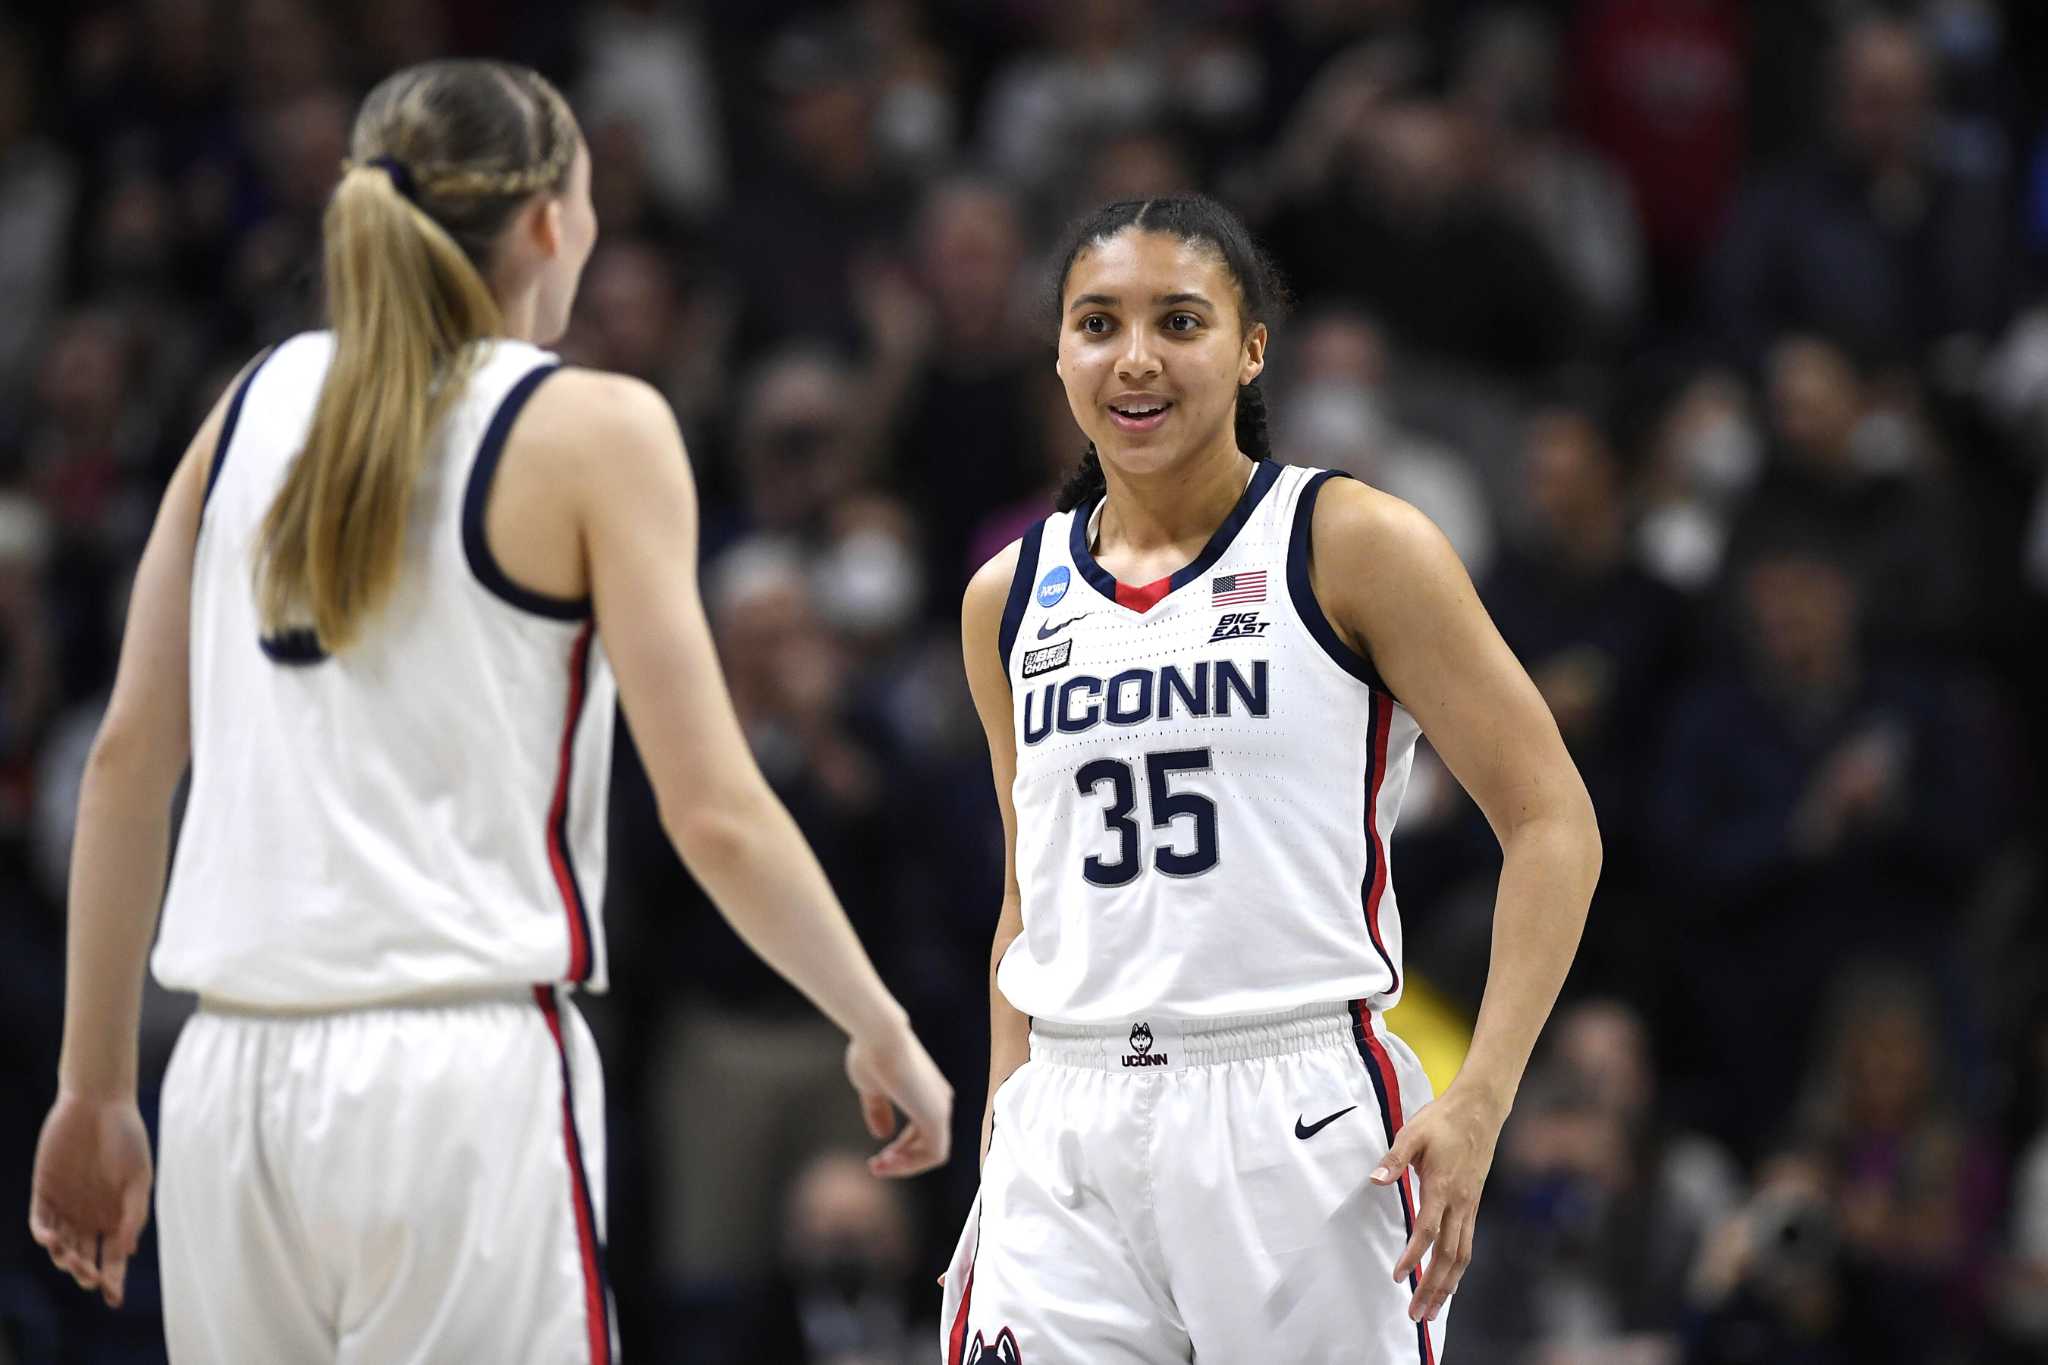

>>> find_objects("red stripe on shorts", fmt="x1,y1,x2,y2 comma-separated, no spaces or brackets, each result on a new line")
535,986,610,1363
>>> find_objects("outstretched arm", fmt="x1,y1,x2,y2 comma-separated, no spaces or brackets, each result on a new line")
560,370,952,1176
31,386,227,1307
1313,478,1601,1325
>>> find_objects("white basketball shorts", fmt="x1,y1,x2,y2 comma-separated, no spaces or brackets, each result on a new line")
941,1002,1446,1364
156,985,616,1363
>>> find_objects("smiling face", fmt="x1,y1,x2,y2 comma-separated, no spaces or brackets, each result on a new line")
1056,229,1266,479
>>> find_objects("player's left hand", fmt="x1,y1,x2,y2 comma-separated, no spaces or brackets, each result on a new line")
29,1091,153,1309
1370,1084,1504,1324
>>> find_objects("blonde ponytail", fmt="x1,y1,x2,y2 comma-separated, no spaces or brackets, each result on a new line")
256,61,577,651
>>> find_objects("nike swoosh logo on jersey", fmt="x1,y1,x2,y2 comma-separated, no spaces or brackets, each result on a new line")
1294,1106,1358,1140
1037,613,1092,639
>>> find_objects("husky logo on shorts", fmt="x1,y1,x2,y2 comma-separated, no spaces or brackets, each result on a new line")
964,1326,1023,1364
1122,1021,1166,1068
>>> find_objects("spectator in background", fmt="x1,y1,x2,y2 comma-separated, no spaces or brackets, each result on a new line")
1685,1149,1860,1365
1567,0,1745,322
1481,403,1687,981
875,180,1042,606
639,544,907,1334
1793,965,1980,1363
979,0,1170,197
0,25,80,426
1454,5,1646,344
1276,307,1497,577
1720,334,1971,653
724,12,913,359
1630,367,1764,592
1708,15,2009,375
560,237,735,434
575,0,727,226
1650,545,1999,1155
1455,999,1738,1364
718,1148,933,1365
1263,90,1593,380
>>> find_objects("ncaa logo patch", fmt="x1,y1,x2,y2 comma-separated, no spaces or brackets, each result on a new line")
1036,565,1071,608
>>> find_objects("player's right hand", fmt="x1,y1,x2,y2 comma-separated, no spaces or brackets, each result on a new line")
845,1024,954,1179
29,1092,153,1309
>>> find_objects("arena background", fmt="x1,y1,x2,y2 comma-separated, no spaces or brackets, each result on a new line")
3,1,2047,1361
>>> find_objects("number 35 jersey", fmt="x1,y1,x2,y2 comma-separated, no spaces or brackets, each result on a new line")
995,461,1423,1025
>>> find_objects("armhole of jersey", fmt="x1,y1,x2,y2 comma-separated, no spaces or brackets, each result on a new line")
201,343,279,511
995,519,1046,674
461,362,591,621
1287,469,1396,700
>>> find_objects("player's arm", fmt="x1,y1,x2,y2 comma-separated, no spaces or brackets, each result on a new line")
1312,478,1601,1323
31,379,228,1307
961,541,1030,1172
558,370,951,1176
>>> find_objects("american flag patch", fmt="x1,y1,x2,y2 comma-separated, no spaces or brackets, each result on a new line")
1211,570,1267,606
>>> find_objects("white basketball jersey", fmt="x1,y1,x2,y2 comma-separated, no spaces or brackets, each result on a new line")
994,461,1422,1023
153,333,617,1008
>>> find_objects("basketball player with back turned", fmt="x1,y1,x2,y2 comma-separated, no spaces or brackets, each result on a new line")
28,61,950,1363
943,195,1600,1362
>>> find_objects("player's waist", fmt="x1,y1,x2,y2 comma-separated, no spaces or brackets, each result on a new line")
1028,1001,1371,1071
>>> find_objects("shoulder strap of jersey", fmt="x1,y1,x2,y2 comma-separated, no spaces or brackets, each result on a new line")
200,342,285,512
1285,467,1395,699
995,517,1048,673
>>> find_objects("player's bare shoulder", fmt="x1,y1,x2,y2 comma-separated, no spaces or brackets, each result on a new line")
964,539,1025,630
961,536,1026,699
1309,475,1471,618
517,369,681,475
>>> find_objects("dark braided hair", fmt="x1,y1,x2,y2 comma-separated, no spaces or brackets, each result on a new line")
1050,194,1290,512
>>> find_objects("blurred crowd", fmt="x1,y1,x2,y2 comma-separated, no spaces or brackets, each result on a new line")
2,1,2047,1362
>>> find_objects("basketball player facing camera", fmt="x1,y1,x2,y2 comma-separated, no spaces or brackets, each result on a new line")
945,194,1600,1363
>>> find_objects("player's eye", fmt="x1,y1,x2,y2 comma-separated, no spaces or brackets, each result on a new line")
1080,314,1113,335
1166,313,1201,333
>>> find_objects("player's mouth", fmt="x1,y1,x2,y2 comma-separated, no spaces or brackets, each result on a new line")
1107,396,1173,433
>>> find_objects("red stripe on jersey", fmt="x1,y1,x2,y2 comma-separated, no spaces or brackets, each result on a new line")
1362,691,1398,994
1114,574,1171,613
547,625,595,980
535,987,611,1364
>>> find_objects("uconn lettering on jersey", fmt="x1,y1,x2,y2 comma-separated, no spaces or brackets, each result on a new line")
1021,659,1268,747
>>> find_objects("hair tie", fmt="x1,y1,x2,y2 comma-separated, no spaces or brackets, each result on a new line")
366,154,419,204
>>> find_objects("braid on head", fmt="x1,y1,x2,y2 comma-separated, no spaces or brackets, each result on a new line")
1055,443,1107,512
1235,378,1272,461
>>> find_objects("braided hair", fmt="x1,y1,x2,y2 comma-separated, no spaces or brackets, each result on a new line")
1050,194,1289,512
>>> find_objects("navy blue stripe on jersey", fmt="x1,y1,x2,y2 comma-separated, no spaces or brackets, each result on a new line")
1286,470,1393,697
462,363,590,620
202,344,279,509
534,986,614,1364
1068,458,1283,608
996,520,1046,672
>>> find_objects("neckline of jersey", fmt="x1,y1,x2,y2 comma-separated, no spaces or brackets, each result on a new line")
1070,459,1283,614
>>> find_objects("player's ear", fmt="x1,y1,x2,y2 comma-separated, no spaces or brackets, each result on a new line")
1239,323,1267,386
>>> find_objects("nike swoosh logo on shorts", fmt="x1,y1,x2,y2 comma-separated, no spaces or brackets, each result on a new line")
1294,1106,1358,1140
1037,613,1091,639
